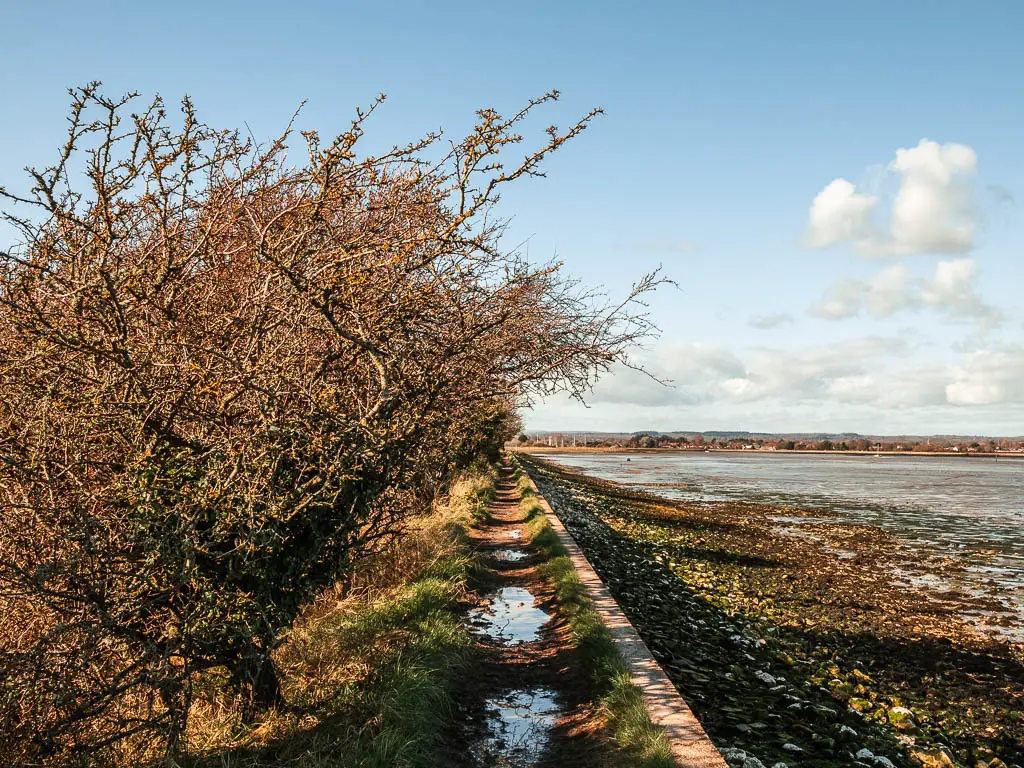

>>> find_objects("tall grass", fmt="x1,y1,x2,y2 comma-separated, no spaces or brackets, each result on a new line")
180,469,495,767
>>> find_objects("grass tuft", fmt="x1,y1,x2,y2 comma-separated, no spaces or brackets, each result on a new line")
180,468,496,767
520,464,677,768
602,670,677,766
516,472,536,499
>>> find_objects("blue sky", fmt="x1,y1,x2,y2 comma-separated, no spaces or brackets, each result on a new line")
2,1,1022,435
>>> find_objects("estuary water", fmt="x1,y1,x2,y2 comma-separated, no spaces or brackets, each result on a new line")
535,451,1024,639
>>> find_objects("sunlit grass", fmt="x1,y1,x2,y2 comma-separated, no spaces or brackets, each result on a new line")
513,462,676,768
179,469,494,767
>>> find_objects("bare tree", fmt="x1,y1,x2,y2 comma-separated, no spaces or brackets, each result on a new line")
0,83,662,764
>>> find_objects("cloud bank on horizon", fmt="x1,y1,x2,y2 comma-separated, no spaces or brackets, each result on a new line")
529,138,1023,436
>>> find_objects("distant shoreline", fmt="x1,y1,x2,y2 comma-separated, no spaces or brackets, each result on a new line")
515,446,1024,460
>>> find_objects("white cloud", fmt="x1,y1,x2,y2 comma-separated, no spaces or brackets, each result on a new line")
806,139,978,257
826,375,891,406
810,294,859,320
712,342,1023,409
529,341,1024,433
586,343,744,406
889,140,976,255
822,365,955,409
586,365,692,407
720,337,909,402
592,338,1024,409
810,258,1000,326
876,366,950,408
749,312,795,329
946,347,1024,406
806,179,878,250
588,339,901,407
863,265,914,316
920,259,995,320
719,342,1023,410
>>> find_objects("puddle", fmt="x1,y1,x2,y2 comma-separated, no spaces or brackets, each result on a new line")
491,549,530,563
470,687,561,767
469,587,549,645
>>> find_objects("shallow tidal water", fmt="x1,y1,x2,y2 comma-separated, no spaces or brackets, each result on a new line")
538,451,1024,640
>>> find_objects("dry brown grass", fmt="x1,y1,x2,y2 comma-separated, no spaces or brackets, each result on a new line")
176,470,492,767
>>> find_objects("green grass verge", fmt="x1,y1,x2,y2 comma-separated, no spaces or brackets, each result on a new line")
513,463,677,768
183,469,495,768
323,573,473,768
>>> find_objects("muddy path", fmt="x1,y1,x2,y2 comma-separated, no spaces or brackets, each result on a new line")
440,464,623,768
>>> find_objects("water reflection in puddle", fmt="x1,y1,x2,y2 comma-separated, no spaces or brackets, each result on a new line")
469,587,548,644
492,549,530,563
470,687,560,767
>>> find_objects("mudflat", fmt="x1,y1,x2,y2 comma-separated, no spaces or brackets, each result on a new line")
522,455,1024,768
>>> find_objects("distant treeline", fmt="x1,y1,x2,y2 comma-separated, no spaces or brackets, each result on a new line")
522,433,1023,453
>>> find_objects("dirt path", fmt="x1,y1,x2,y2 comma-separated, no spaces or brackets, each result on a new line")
440,463,616,768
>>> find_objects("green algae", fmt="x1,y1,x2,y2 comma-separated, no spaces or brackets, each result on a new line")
521,455,1024,768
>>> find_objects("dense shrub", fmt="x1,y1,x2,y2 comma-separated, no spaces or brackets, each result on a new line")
0,84,660,763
